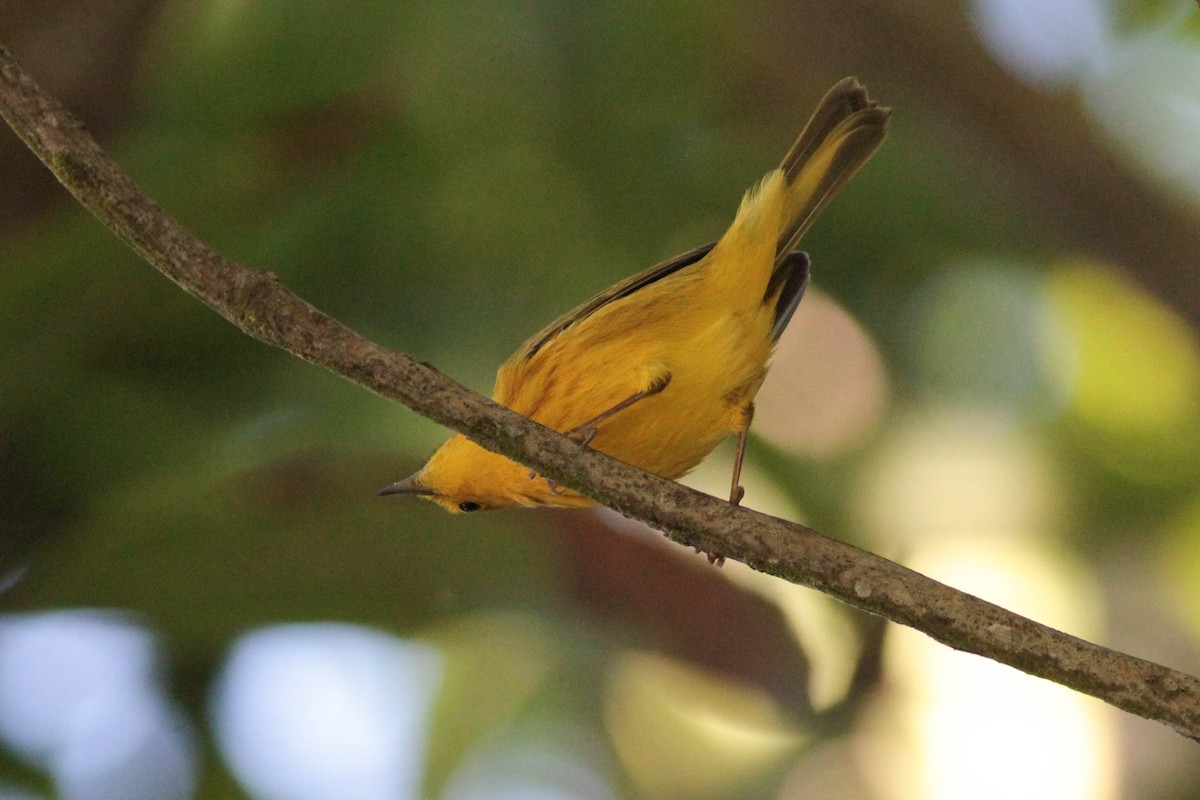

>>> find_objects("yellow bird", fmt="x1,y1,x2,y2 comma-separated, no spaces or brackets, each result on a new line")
382,78,889,518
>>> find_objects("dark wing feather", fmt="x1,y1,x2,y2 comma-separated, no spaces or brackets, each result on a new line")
518,242,716,361
769,251,810,341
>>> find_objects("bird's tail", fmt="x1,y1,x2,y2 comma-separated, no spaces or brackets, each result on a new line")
711,78,889,309
762,79,890,297
776,79,890,258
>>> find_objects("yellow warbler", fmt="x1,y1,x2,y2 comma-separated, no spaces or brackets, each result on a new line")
382,78,889,517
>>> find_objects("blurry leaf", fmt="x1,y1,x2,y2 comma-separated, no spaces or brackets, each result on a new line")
603,650,805,800
1045,261,1200,480
1162,500,1200,640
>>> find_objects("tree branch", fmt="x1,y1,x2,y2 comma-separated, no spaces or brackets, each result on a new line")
2,45,1198,741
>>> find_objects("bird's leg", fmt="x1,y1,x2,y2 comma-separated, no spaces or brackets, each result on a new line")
528,373,672,490
524,472,564,495
565,373,672,446
728,403,754,507
706,403,755,567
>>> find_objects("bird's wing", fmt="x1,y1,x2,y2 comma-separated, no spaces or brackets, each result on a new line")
769,251,810,342
514,241,715,362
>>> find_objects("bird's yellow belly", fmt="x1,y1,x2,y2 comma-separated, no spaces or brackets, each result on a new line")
544,312,772,480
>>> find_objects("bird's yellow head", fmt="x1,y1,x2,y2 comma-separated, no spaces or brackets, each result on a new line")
379,434,594,513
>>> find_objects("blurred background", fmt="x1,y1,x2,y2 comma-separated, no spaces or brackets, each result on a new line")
2,0,1200,797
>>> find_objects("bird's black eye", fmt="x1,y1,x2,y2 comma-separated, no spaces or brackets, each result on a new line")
458,501,483,513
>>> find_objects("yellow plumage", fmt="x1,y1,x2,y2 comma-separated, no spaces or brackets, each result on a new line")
384,78,889,514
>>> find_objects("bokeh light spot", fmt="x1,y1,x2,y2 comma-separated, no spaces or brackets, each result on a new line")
210,624,442,800
902,263,1056,413
1043,261,1200,475
0,611,196,800
1082,34,1200,202
968,0,1111,88
856,408,1063,547
442,735,615,800
877,541,1116,800
603,650,802,800
756,289,889,459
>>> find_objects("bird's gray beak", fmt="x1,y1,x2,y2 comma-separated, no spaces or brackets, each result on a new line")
377,472,435,497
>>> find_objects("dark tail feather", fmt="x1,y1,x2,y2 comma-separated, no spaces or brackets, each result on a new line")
765,79,889,301
778,77,874,185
